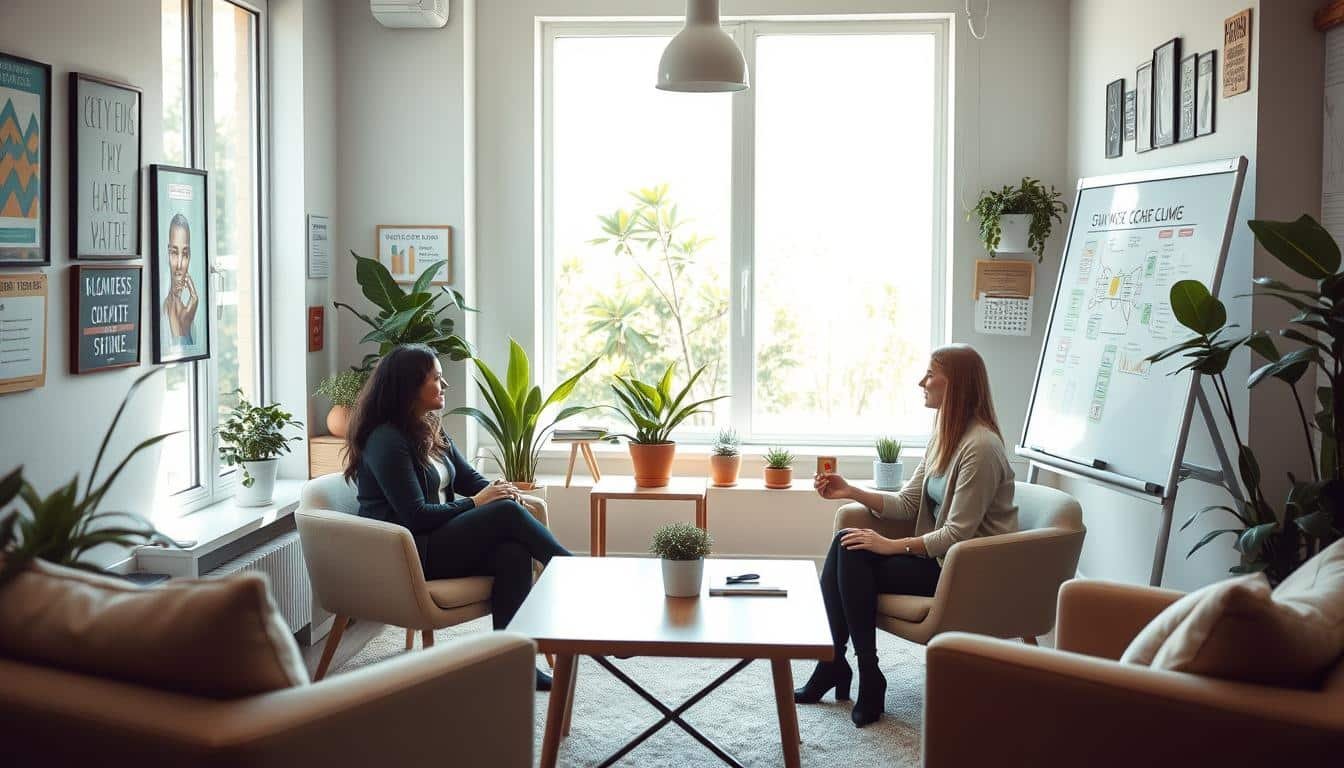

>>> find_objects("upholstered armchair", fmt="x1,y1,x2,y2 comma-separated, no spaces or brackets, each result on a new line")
833,481,1085,645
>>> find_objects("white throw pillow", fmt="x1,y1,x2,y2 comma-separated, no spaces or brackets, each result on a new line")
1120,573,1266,666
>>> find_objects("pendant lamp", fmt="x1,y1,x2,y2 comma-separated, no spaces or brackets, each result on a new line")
656,0,749,92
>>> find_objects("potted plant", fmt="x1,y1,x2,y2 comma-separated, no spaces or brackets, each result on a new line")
217,390,304,507
314,369,368,438
450,339,599,490
970,177,1068,261
650,521,713,597
873,436,904,490
709,427,741,487
607,362,729,488
763,447,795,489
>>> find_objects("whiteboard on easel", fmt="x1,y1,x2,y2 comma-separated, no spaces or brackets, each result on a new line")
1018,157,1247,497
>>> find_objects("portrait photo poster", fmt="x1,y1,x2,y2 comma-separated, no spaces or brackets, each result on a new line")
150,164,209,364
376,224,452,285
0,51,51,267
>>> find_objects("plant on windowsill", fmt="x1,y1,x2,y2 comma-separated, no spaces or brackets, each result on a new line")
606,362,729,488
709,427,741,487
1145,214,1344,585
217,390,304,508
314,369,369,439
970,177,1068,261
763,447,795,490
0,368,179,587
650,522,713,597
449,339,600,490
873,436,904,490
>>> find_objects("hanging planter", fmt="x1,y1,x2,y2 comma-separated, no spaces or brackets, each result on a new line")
970,177,1068,262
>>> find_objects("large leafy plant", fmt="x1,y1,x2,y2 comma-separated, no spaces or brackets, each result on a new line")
334,252,474,371
0,369,177,586
450,340,599,485
607,362,729,445
1147,214,1344,584
216,390,304,486
969,177,1068,261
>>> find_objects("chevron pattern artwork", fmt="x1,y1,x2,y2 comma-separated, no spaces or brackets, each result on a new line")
0,98,40,220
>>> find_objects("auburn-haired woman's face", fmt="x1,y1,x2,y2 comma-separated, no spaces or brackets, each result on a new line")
416,359,446,414
919,361,948,410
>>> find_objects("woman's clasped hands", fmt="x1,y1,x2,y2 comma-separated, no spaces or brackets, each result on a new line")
472,478,522,507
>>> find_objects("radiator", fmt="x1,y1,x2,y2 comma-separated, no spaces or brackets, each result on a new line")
204,530,312,634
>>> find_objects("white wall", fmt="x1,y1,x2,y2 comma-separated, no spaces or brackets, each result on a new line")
0,0,167,567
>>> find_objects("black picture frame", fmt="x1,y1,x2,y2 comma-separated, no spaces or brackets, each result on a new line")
1136,60,1153,154
1124,90,1137,142
149,164,210,364
70,264,141,374
1152,37,1181,148
0,51,52,268
1106,78,1124,158
70,72,142,260
1178,54,1197,143
1197,50,1217,137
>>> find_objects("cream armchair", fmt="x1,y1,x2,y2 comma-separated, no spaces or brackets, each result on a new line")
924,579,1344,765
834,481,1084,645
295,473,551,679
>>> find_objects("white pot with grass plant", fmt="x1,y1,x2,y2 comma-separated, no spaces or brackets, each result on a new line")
651,522,713,597
873,436,904,491
217,390,304,507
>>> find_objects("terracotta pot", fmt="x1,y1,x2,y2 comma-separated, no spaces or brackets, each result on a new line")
326,405,352,438
630,442,676,488
513,481,539,492
763,467,793,489
709,454,741,487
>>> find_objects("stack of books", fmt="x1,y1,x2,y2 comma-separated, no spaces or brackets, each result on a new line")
552,426,611,442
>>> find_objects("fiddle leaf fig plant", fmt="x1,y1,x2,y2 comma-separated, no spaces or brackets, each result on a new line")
970,177,1068,261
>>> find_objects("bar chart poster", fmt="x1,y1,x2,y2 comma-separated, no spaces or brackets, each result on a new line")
0,271,47,394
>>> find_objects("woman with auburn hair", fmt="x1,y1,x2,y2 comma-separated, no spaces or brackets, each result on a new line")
797,344,1018,727
345,344,570,690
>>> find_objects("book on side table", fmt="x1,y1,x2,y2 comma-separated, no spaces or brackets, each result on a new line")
709,579,788,597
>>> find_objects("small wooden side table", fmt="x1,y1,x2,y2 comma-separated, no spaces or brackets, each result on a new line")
557,439,604,487
588,476,707,556
309,435,348,478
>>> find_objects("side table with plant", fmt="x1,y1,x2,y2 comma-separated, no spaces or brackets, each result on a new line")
650,521,713,597
873,436,904,490
764,447,795,489
217,390,304,507
607,362,729,488
314,369,368,438
970,176,1068,261
710,427,741,487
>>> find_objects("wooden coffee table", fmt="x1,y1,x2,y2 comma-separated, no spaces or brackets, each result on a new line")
507,557,833,768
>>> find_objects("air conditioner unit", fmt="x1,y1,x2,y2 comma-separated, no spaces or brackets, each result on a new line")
371,0,448,29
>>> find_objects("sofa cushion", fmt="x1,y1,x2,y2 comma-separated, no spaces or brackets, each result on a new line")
877,593,934,623
1119,574,1265,667
426,576,493,609
0,559,309,698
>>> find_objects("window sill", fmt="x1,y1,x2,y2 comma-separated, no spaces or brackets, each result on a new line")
136,479,304,577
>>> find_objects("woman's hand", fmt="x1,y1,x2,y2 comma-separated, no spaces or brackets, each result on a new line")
839,528,899,555
814,472,853,500
471,479,519,507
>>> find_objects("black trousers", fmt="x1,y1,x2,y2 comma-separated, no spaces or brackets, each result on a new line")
424,499,571,629
819,531,942,657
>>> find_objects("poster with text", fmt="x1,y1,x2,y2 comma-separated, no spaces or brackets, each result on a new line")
0,271,47,394
72,73,141,259
0,52,51,266
150,165,209,364
71,265,141,373
377,224,452,285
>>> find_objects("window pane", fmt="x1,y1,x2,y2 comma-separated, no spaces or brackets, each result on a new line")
551,35,732,435
161,0,188,165
211,0,260,473
752,33,936,439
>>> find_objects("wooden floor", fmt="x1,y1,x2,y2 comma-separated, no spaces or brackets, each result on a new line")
301,618,387,679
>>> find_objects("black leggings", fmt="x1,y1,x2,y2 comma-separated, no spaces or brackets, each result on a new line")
819,530,942,657
424,499,571,629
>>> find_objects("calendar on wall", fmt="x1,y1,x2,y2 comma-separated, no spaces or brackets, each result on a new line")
975,293,1033,336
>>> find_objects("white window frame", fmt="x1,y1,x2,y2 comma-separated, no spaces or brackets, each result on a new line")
539,16,950,448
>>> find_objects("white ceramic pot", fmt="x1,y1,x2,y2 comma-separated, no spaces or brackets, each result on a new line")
236,459,279,507
995,213,1032,254
873,460,904,491
661,558,704,598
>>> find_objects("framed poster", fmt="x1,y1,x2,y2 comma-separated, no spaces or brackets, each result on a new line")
1152,38,1181,148
70,264,141,373
1178,54,1197,143
307,213,330,278
0,271,47,394
1105,78,1124,158
1136,61,1153,153
0,52,52,267
376,224,452,285
1197,50,1217,136
1223,8,1252,97
149,165,210,364
1123,89,1136,142
70,73,141,260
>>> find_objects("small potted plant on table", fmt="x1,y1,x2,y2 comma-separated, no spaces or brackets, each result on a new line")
314,369,368,438
763,447,795,489
709,427,741,487
873,436,904,490
650,522,713,597
217,390,304,507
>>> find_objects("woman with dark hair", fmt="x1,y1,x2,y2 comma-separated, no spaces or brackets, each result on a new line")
796,344,1018,726
345,344,571,690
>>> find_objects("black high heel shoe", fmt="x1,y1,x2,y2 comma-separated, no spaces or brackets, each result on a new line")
536,667,553,692
793,657,853,703
851,654,886,727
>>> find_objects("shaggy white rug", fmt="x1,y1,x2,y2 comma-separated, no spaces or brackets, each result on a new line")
340,616,926,767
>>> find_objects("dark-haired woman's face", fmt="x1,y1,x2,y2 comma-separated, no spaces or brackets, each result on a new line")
416,359,446,413
918,360,947,410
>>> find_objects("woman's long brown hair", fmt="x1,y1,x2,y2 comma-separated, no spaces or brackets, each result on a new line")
343,344,448,482
929,344,1002,475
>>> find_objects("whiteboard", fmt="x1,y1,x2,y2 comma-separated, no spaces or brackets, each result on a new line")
1018,157,1247,497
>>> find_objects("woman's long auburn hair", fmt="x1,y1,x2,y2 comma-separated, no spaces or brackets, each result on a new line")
929,344,1002,475
343,344,448,482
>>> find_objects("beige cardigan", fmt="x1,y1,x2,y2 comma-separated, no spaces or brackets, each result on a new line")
871,423,1018,561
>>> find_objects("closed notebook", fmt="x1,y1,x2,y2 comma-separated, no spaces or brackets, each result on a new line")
709,580,787,597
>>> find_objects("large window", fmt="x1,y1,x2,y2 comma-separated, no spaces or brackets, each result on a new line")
543,19,948,445
155,0,267,508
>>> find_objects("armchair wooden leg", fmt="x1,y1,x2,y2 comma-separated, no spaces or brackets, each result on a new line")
405,628,415,650
314,615,350,681
422,629,435,648
1023,636,1039,645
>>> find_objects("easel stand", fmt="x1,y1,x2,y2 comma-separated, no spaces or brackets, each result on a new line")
1025,382,1244,587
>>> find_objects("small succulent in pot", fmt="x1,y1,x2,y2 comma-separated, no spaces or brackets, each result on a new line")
764,446,795,489
709,427,741,487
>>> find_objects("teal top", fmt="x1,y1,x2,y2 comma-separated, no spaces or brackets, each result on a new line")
926,472,948,515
